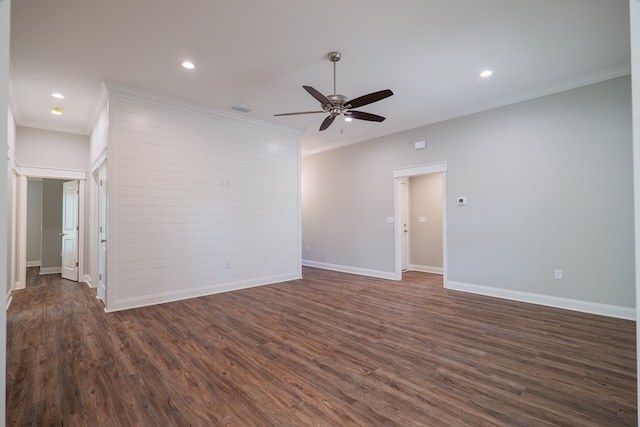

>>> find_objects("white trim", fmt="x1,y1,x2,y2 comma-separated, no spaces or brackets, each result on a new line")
408,264,443,275
297,137,303,279
393,161,448,178
26,261,40,267
9,162,20,293
77,180,85,282
106,273,301,313
446,280,636,321
17,175,27,290
90,147,107,175
18,166,86,180
86,83,109,135
302,260,395,280
5,292,12,311
39,267,62,275
83,274,94,288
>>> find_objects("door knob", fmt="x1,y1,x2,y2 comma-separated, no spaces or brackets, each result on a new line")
59,233,66,236
101,239,107,243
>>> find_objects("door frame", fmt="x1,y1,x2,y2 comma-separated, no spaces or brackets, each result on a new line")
15,166,86,289
393,162,447,281
399,177,410,271
92,159,107,304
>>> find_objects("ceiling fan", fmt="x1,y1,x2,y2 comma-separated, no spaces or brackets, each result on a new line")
274,51,393,131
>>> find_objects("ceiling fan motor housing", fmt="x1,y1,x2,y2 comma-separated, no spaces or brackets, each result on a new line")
325,94,349,115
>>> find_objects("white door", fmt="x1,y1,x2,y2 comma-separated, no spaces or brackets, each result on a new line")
97,163,107,303
61,180,79,281
400,178,410,271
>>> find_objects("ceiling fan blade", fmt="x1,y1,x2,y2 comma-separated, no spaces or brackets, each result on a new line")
346,111,386,122
319,115,336,131
345,89,393,109
274,110,324,117
303,85,332,105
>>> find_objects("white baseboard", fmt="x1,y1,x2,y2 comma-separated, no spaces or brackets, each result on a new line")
302,260,396,280
6,291,12,310
106,272,302,312
83,274,94,288
26,260,41,267
39,267,62,275
408,264,443,275
446,280,636,321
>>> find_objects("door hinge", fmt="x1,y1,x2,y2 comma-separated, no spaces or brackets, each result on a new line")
99,274,102,280
76,225,79,231
100,179,103,186
76,262,79,267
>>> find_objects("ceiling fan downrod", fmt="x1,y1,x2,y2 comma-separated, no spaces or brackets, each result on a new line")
328,51,341,95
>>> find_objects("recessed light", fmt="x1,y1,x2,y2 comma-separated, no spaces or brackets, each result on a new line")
50,107,64,115
479,70,493,78
182,61,195,70
344,116,353,122
52,92,64,99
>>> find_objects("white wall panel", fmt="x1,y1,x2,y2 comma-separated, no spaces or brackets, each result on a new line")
105,83,302,311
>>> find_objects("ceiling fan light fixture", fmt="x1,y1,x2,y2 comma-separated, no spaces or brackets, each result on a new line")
274,51,393,132
50,106,64,115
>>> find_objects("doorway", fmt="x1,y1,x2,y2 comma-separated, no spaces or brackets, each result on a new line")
394,162,447,281
16,167,85,290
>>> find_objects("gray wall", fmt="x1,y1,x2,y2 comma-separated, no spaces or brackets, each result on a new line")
16,126,89,170
41,179,63,270
302,75,634,308
409,173,443,270
26,179,42,264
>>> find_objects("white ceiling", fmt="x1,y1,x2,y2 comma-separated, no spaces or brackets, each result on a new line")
9,0,631,156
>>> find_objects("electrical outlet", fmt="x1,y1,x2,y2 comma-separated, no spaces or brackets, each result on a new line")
554,269,563,280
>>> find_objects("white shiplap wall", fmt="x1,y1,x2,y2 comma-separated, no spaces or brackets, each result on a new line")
105,83,302,311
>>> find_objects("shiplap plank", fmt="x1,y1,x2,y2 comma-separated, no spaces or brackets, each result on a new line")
108,87,301,310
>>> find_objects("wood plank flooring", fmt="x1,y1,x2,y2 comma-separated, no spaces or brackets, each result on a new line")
7,267,637,426
25,266,54,288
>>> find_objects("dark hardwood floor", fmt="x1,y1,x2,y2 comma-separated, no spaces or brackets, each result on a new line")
7,267,637,426
25,266,59,288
